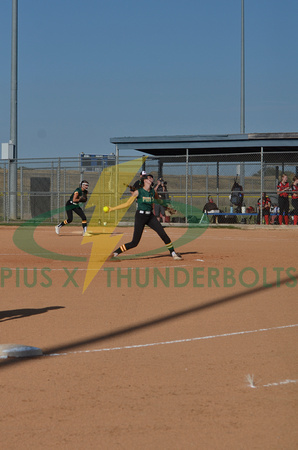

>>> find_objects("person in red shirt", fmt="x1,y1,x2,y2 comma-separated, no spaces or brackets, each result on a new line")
257,192,271,225
291,176,298,225
277,174,290,225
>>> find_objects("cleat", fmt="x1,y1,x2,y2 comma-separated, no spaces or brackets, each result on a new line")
55,226,60,235
172,251,183,261
82,227,87,236
106,253,120,262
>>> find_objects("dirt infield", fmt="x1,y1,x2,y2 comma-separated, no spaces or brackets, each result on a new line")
1,225,297,449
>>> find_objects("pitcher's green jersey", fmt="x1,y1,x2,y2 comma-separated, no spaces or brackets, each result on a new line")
136,187,155,212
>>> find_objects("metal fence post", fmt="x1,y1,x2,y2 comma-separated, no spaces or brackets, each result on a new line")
206,165,209,202
9,159,18,220
115,145,119,225
3,163,7,222
51,162,54,221
63,168,66,222
190,163,193,214
260,147,264,225
185,149,189,223
216,161,220,207
57,158,61,222
7,159,10,221
20,165,23,219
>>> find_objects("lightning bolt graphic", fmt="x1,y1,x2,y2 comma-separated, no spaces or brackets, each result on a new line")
81,157,146,292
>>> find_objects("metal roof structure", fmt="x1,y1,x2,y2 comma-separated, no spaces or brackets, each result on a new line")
110,132,298,162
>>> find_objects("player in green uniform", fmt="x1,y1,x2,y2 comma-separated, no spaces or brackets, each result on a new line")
105,175,182,260
55,180,89,235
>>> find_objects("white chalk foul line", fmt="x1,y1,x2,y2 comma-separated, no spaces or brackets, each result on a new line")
263,379,298,388
247,376,298,389
47,323,298,358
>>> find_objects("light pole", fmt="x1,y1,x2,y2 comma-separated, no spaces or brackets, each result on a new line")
9,0,18,219
240,0,245,134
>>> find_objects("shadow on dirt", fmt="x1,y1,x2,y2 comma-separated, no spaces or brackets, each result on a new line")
0,306,64,323
0,275,297,369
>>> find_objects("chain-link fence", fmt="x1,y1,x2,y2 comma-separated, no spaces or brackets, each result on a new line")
138,151,298,224
0,156,113,223
1,152,297,224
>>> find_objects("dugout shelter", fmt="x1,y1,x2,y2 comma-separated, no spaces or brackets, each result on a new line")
110,132,298,223
110,132,298,163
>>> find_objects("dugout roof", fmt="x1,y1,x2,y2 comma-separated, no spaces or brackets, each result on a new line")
110,132,298,163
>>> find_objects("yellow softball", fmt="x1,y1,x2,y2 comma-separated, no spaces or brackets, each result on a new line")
103,206,109,213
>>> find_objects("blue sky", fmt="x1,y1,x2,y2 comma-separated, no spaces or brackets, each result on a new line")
0,0,297,159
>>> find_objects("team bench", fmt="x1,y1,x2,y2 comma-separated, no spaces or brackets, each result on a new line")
202,211,259,224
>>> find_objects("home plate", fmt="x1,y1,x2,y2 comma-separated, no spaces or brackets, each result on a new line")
195,259,204,262
0,344,43,359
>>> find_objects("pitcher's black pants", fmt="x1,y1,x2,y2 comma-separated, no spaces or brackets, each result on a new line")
115,210,172,254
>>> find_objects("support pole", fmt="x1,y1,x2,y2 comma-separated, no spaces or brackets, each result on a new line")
115,145,119,225
240,0,245,134
260,147,264,225
9,0,18,219
185,149,189,223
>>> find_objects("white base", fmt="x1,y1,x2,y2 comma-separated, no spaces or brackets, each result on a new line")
0,344,43,359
